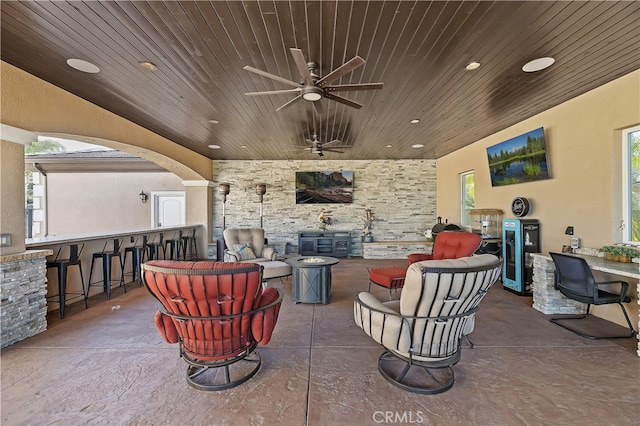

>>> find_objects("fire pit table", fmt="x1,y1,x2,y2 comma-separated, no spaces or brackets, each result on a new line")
285,256,339,304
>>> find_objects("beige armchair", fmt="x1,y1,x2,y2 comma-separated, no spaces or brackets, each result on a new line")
223,228,276,263
354,254,502,394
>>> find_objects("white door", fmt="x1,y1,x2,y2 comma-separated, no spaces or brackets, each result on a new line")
152,191,186,227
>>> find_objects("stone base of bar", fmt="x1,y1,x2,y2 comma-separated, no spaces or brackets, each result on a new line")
1,250,52,348
363,241,433,259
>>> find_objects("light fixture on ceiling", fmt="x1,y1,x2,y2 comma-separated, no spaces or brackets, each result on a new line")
139,190,148,203
208,144,221,149
410,119,420,124
385,144,392,148
240,145,247,149
412,144,424,149
522,57,555,72
139,61,158,71
465,61,481,71
208,119,219,124
301,86,323,102
66,58,100,73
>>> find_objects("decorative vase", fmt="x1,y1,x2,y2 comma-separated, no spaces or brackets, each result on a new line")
363,234,373,243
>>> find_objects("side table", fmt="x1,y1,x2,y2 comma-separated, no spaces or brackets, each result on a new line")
286,256,339,304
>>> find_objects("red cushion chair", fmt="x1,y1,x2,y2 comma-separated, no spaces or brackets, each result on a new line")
408,231,483,264
368,232,483,299
142,260,283,391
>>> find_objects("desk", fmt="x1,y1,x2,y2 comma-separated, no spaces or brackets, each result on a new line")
531,253,640,356
286,256,339,304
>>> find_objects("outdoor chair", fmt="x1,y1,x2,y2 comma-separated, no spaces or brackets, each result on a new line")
368,231,483,300
548,252,635,339
142,260,283,391
355,254,502,394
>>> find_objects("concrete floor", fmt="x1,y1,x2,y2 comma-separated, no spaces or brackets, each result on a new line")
1,257,638,426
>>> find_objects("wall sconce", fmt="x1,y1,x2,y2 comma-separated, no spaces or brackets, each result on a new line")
256,183,267,228
218,182,231,230
139,190,148,203
565,226,574,235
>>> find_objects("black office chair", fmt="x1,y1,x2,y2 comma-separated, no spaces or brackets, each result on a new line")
549,252,635,339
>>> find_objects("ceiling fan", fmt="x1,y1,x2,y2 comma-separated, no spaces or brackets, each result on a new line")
243,48,383,114
293,135,351,157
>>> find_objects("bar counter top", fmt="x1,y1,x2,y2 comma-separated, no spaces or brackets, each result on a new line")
25,224,201,249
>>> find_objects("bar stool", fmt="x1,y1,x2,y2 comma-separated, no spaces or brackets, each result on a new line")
46,244,88,318
163,231,183,261
147,233,165,260
180,227,198,260
88,238,126,299
123,235,149,286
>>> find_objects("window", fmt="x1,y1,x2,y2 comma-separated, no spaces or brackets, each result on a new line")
622,125,640,244
461,171,475,228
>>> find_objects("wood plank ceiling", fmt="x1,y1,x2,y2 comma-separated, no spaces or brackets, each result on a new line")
2,1,639,161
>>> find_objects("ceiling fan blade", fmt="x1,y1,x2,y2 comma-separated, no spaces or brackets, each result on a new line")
243,65,302,88
290,48,314,86
316,56,365,87
313,100,324,115
322,148,345,153
323,92,363,109
322,139,348,147
325,83,383,92
275,94,303,111
244,88,302,96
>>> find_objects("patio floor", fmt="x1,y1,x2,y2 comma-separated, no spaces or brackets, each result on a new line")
1,257,638,425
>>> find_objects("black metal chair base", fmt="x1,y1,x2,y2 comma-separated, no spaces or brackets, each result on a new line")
550,313,635,340
185,351,262,391
377,351,456,394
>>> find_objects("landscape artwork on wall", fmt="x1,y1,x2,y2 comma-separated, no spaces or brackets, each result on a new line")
295,171,353,204
486,127,551,187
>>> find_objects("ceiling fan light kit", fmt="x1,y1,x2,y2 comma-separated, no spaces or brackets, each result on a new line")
244,48,383,112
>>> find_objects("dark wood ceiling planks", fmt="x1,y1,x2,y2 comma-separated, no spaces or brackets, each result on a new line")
2,1,639,161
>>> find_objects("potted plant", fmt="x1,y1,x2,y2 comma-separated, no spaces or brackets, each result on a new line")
600,245,639,263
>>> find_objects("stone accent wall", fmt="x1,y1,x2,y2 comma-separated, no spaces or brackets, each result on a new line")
212,159,437,258
363,241,433,259
1,251,51,348
531,254,586,314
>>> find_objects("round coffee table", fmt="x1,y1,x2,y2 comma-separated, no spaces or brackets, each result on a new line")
286,256,339,304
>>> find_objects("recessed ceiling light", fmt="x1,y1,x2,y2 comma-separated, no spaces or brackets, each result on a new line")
385,144,392,148
522,57,555,73
66,58,100,73
465,61,481,71
412,144,424,149
208,144,221,149
208,119,219,124
139,61,158,71
240,145,247,149
410,119,420,124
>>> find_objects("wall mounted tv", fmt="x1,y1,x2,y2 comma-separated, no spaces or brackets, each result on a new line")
295,171,353,204
486,127,551,187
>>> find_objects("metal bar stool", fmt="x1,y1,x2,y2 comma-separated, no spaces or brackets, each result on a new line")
46,244,88,318
123,235,149,286
163,231,183,261
147,233,165,260
88,238,126,299
180,227,198,260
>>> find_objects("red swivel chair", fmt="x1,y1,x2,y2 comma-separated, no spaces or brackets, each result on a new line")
142,260,283,391
368,232,483,299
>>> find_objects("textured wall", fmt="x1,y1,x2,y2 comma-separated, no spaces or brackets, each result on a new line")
212,159,437,256
0,140,26,255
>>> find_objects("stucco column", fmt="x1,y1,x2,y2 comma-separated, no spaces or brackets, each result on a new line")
1,124,37,255
182,180,213,259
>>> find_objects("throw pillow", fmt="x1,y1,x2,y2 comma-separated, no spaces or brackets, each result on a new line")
233,243,256,260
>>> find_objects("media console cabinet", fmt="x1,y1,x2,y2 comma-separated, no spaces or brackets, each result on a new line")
298,231,351,257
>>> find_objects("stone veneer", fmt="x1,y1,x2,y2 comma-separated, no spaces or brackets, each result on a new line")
1,250,52,348
212,159,437,258
363,241,434,259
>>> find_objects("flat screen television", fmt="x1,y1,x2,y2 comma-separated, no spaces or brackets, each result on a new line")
295,171,353,204
486,127,551,187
